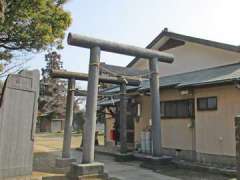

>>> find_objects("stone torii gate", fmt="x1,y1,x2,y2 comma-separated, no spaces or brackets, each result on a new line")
51,70,141,167
66,33,174,179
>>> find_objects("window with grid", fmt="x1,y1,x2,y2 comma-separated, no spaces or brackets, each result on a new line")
160,99,194,118
197,97,217,111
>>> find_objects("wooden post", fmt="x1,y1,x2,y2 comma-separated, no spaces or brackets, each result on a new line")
235,115,240,180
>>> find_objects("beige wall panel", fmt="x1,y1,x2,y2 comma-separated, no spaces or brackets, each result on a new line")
134,96,151,145
105,109,115,144
161,119,193,150
195,85,240,156
131,42,240,77
136,89,194,150
161,89,194,150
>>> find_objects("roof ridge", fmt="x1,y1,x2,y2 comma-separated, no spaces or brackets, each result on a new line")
127,28,240,67
164,31,239,51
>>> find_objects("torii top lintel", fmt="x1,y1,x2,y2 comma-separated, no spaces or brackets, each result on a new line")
67,33,174,63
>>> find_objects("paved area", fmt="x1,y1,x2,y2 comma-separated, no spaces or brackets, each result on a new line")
7,133,236,180
96,154,179,180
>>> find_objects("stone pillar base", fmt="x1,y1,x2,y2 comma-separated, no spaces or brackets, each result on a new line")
139,155,173,170
56,157,77,168
114,152,134,162
67,162,107,179
43,174,108,180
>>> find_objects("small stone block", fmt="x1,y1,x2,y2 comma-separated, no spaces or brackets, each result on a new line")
56,158,77,168
67,162,104,178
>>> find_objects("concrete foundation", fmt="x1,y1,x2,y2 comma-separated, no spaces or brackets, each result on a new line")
67,162,106,179
162,147,235,167
56,158,77,168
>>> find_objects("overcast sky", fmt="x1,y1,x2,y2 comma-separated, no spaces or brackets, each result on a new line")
26,0,240,89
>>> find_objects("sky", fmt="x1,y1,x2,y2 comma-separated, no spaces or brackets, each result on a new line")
26,0,240,89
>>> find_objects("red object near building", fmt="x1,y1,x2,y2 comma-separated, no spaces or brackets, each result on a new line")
110,129,116,141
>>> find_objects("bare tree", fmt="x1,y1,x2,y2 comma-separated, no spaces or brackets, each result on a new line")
38,51,67,120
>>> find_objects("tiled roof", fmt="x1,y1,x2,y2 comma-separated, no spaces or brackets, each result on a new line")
102,62,240,94
100,63,149,77
141,62,240,90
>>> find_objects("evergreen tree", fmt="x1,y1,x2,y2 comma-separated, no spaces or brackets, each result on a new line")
0,0,71,74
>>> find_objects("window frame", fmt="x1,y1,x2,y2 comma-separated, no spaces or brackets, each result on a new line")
160,99,195,119
197,96,217,111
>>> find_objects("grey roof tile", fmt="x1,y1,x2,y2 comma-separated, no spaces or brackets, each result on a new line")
102,62,240,93
100,63,149,77
140,62,240,90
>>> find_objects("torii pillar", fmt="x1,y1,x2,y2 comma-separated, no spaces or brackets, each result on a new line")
56,78,76,168
120,82,128,154
149,57,161,156
82,46,101,163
